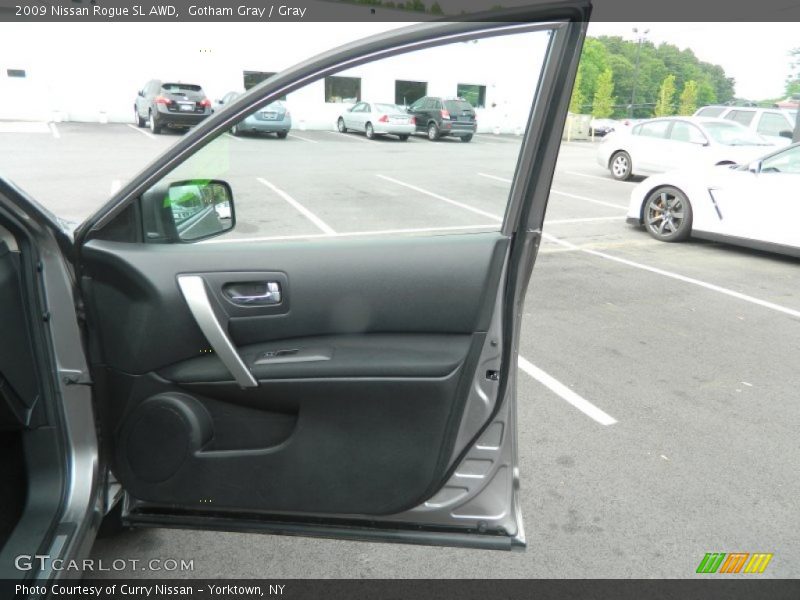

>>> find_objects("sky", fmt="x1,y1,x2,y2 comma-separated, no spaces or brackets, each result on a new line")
587,22,797,100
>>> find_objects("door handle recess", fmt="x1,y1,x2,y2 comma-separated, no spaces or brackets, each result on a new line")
177,275,258,388
224,281,281,305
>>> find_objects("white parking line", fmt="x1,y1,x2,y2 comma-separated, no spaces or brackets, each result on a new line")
545,216,625,225
126,124,156,140
478,172,628,210
225,133,243,142
377,175,502,222
518,356,618,425
324,130,370,143
551,190,628,210
559,170,637,185
203,223,498,244
288,133,319,144
256,177,336,235
542,232,800,320
48,123,60,139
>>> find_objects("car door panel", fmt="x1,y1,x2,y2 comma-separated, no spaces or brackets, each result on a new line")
57,10,589,551
80,233,507,516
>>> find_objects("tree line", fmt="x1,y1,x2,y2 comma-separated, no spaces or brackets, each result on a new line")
569,36,736,119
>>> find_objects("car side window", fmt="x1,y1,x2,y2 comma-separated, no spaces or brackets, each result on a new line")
670,122,707,144
363,103,371,113
637,121,670,138
133,28,552,243
725,110,755,127
696,106,724,118
757,112,791,138
761,146,800,175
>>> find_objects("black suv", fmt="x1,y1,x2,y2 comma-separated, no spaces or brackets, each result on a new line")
407,96,477,142
134,80,213,134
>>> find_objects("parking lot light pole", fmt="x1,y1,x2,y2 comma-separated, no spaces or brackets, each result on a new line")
629,28,649,119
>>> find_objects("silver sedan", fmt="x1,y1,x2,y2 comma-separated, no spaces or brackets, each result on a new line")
337,101,415,140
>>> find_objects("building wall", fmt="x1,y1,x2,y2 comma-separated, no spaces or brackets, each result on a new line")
0,23,548,133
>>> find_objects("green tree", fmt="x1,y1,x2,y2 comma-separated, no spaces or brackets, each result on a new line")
569,68,585,113
678,80,699,115
786,48,800,97
654,74,676,116
430,1,443,14
592,68,615,118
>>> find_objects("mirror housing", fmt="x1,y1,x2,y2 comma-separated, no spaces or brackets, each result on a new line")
137,90,144,97
141,180,235,243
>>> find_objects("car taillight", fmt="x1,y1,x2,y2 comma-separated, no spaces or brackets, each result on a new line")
199,98,211,108
440,109,450,120
410,116,416,125
378,115,389,123
154,96,171,105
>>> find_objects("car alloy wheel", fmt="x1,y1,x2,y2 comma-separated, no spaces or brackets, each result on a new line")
610,151,632,180
644,186,693,242
337,118,347,133
428,123,439,141
365,123,375,139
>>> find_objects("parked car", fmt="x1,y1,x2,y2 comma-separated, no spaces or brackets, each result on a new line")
693,105,796,146
407,96,477,142
0,13,588,587
589,118,617,137
627,142,800,254
337,101,414,140
597,117,775,181
218,91,292,138
134,80,212,134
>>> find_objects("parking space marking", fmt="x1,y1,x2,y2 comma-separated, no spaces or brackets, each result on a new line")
324,130,370,143
559,170,637,185
256,177,336,235
287,133,319,143
126,124,156,140
225,133,244,142
518,356,618,425
545,216,625,225
48,123,60,139
377,175,503,222
203,223,498,244
542,232,800,320
478,172,628,210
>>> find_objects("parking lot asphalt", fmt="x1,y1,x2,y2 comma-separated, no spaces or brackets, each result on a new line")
2,122,798,577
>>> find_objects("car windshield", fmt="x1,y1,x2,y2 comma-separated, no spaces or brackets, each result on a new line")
701,121,772,146
374,103,404,113
162,83,202,93
444,100,473,112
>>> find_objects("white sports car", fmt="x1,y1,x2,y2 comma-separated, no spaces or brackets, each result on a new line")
626,142,800,257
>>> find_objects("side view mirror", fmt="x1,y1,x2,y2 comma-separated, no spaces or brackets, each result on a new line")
216,99,224,105
137,90,144,97
748,160,762,173
779,130,793,139
167,180,235,242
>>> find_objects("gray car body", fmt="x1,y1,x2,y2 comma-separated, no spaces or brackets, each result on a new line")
219,91,292,136
0,6,589,589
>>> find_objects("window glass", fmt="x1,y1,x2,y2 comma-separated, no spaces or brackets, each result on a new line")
6,69,26,78
161,83,202,93
395,80,427,106
670,121,707,144
636,121,670,138
457,83,486,108
243,71,287,100
725,110,755,126
143,28,551,243
325,76,361,103
757,112,791,137
702,121,771,146
761,146,800,174
696,106,724,117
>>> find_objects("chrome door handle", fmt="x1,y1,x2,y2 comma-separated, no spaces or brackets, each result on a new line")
225,281,281,305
